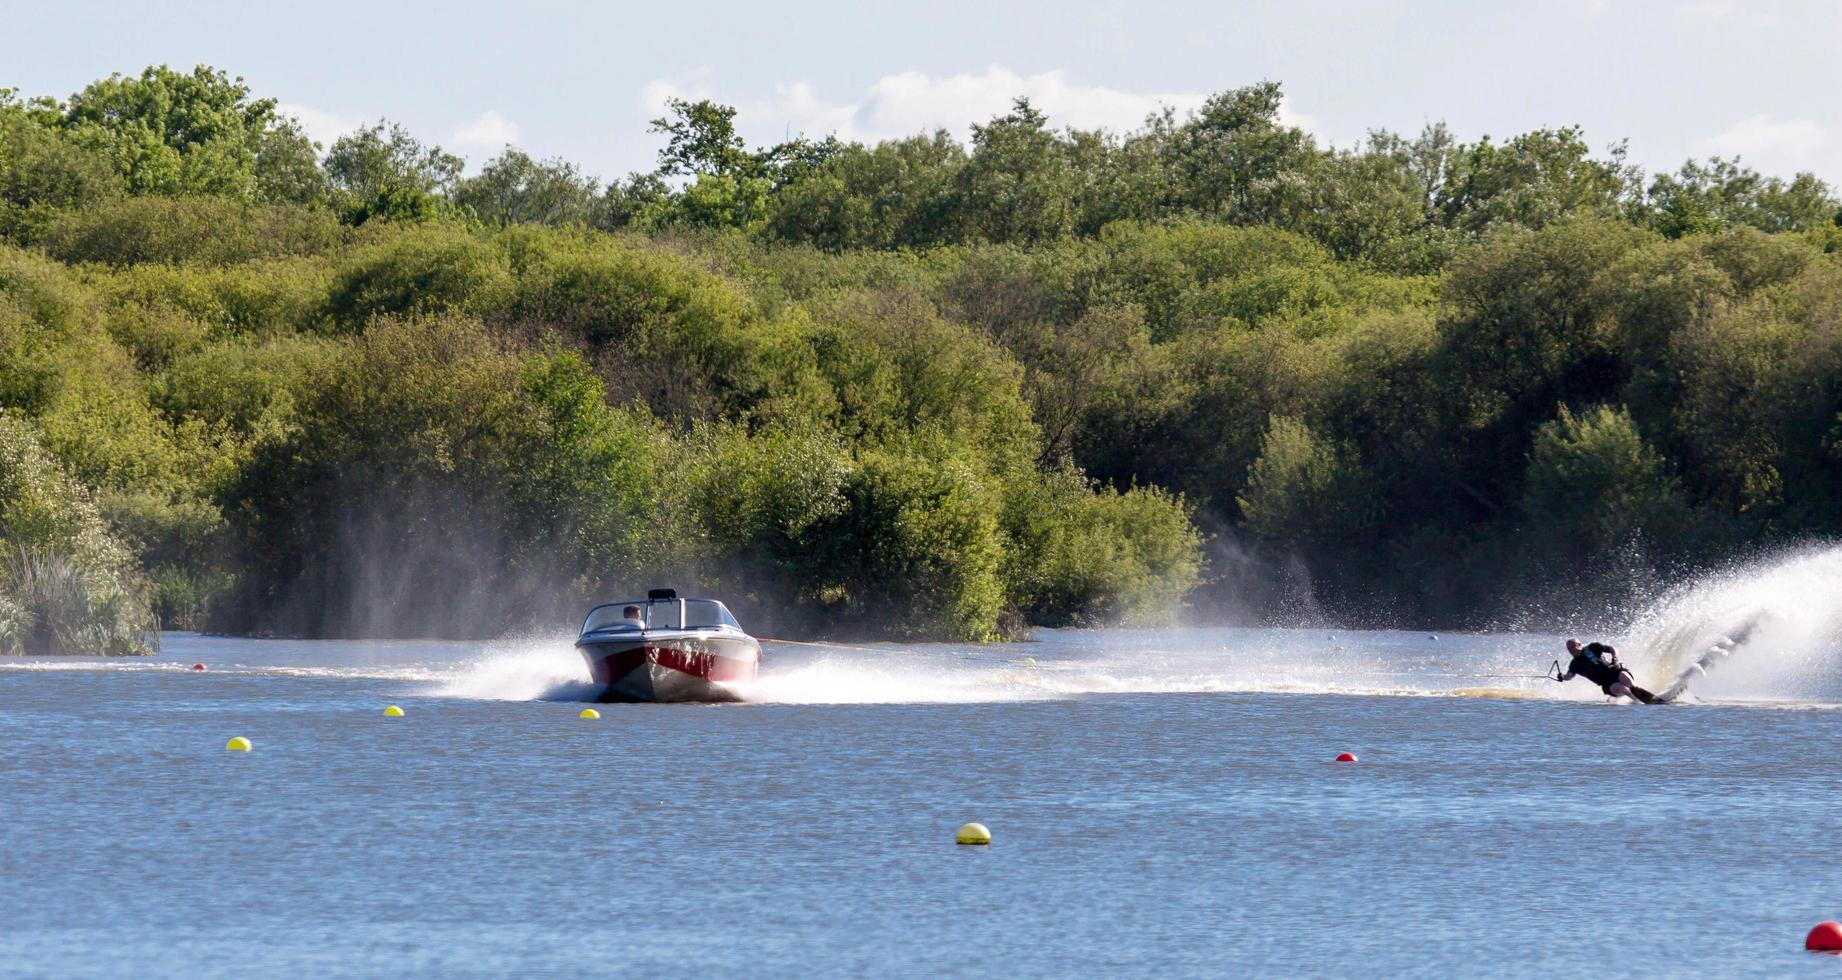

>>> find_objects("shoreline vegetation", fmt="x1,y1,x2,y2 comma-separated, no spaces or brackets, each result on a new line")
2,65,1840,652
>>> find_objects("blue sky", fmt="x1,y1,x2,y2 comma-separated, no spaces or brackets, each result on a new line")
6,0,1838,186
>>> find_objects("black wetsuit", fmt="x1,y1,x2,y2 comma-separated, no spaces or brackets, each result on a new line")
1563,642,1659,703
1565,643,1624,688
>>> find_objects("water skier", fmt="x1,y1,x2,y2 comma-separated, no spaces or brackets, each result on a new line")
1555,637,1659,703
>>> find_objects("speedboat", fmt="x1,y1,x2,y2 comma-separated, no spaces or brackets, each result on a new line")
575,589,761,702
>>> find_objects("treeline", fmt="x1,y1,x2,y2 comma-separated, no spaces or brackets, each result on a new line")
9,69,1837,264
2,65,1840,649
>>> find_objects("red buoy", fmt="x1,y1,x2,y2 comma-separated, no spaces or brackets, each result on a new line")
191,663,206,671
1335,752,1358,763
1806,921,1842,952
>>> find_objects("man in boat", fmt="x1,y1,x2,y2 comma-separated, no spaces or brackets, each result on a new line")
619,604,646,629
1555,638,1659,703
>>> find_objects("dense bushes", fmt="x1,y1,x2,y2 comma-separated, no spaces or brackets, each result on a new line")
807,450,1006,639
0,120,124,244
6,203,1842,636
4,64,1842,641
1002,469,1201,628
1521,405,1691,564
187,296,1197,641
0,209,1216,641
42,196,345,266
218,317,657,636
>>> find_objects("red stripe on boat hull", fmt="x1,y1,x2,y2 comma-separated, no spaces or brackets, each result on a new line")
583,641,759,702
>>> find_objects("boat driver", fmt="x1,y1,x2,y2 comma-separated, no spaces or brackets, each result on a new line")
620,604,646,630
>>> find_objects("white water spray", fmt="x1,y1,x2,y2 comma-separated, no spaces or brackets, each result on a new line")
430,638,597,701
1621,545,1842,703
410,547,1842,707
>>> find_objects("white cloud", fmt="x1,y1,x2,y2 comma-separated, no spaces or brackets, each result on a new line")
1678,0,1734,16
1275,101,1318,137
1693,114,1832,173
275,102,364,150
451,110,521,149
641,66,1317,147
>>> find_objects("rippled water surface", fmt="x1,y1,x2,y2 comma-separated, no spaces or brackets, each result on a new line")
4,622,1842,977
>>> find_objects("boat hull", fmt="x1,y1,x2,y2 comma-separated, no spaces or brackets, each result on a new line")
576,632,760,703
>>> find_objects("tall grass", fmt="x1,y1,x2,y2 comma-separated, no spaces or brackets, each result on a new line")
0,594,29,656
2,547,152,655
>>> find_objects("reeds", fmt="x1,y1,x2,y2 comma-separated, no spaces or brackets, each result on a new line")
1,547,153,656
0,594,30,656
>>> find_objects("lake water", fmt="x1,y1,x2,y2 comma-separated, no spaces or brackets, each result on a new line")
4,548,1842,977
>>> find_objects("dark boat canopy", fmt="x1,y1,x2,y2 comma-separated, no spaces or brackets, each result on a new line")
647,588,678,601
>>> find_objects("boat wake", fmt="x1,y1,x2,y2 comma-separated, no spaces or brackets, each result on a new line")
421,543,1842,706
26,546,1840,708
429,640,597,701
414,632,1572,705
729,637,1579,705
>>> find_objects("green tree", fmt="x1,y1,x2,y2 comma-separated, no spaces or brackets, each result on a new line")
455,148,601,226
41,196,343,265
509,348,669,584
594,172,670,229
763,133,963,249
56,65,316,203
323,120,463,224
1521,404,1690,562
953,98,1075,244
643,99,782,231
1001,466,1201,627
218,315,662,636
255,115,330,206
1066,115,1174,234
1645,158,1839,237
681,423,851,631
1432,218,1651,511
323,223,510,329
1292,141,1431,265
805,450,1006,640
1168,82,1318,225
651,98,752,178
1237,414,1363,549
0,98,124,243
1433,128,1630,234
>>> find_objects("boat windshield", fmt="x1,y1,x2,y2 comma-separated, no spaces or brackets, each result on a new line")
683,599,739,629
580,598,742,634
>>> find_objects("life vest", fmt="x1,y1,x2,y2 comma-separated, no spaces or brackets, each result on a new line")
1569,644,1625,688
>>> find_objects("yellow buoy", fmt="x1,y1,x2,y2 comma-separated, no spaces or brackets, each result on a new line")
579,708,601,719
383,705,404,717
955,822,991,845
225,737,252,752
